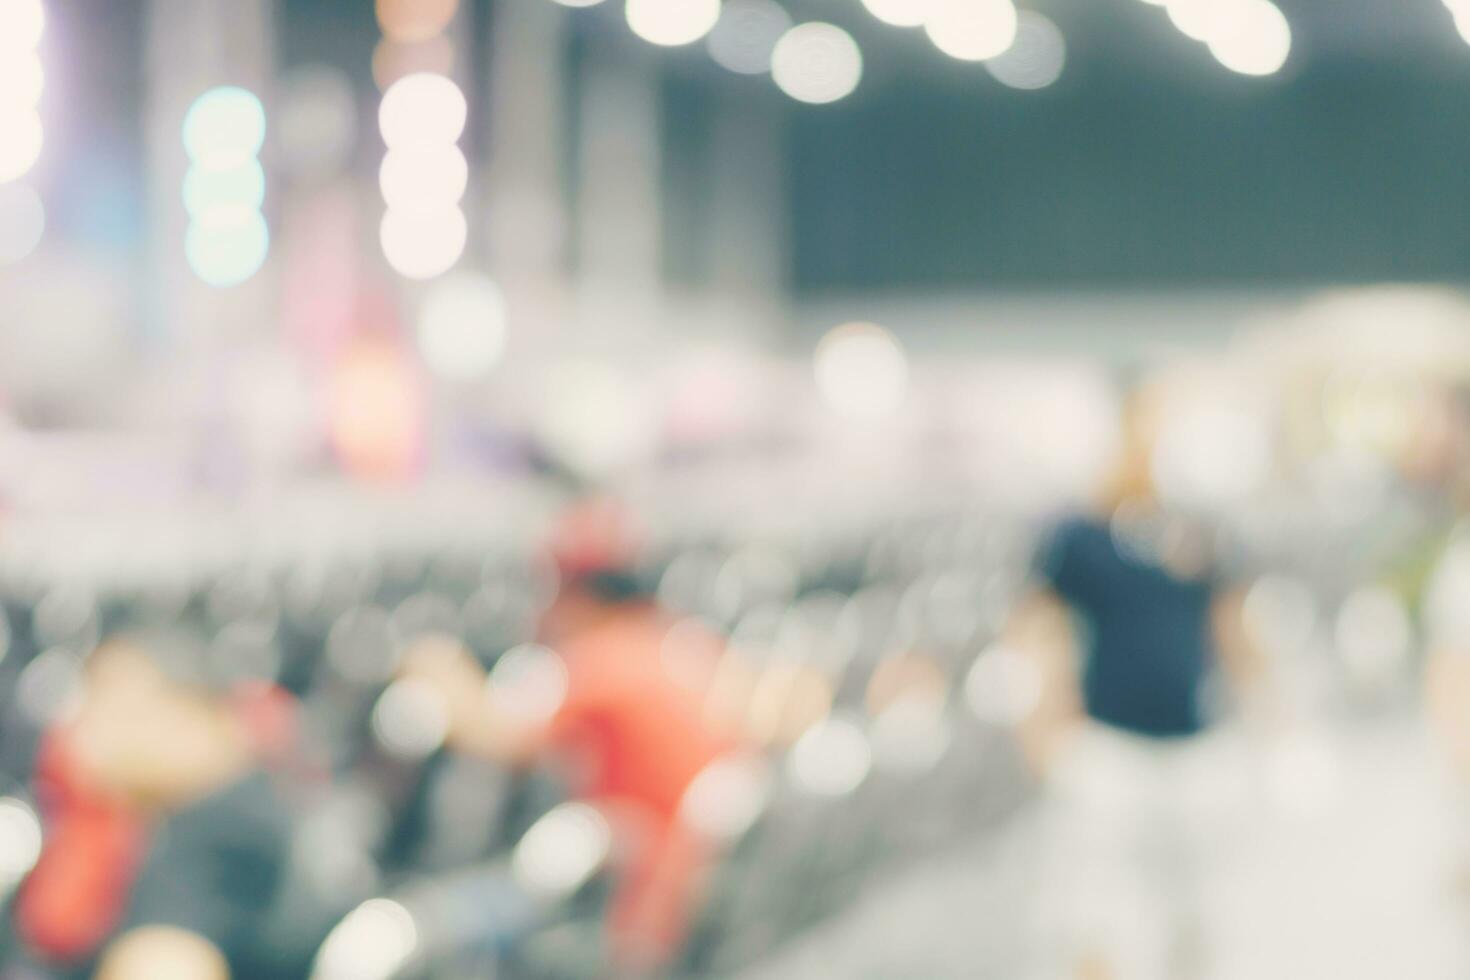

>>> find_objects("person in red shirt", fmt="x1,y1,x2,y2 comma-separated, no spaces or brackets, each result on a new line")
15,641,298,979
402,500,737,972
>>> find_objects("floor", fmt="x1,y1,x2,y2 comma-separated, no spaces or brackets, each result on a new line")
737,716,1469,980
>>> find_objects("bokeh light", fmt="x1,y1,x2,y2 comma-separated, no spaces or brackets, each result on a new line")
372,678,450,759
328,339,426,480
0,182,45,265
984,10,1066,89
861,0,933,29
312,899,419,980
182,159,266,218
0,0,45,52
0,797,42,890
788,717,872,796
378,73,467,149
486,644,568,725
1208,0,1291,75
0,53,43,109
0,110,42,185
965,645,1043,725
1150,400,1272,509
512,802,613,898
1165,0,1225,42
813,321,909,420
925,0,1019,62
185,209,270,288
0,0,45,190
183,86,269,287
625,0,722,46
379,72,467,280
548,0,606,6
706,0,793,75
771,23,864,104
372,36,456,92
680,756,771,840
182,87,267,165
376,0,459,43
871,695,952,774
380,206,467,280
379,146,468,215
537,361,659,475
416,272,508,381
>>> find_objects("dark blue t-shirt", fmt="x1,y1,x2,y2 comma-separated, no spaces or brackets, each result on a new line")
1038,516,1218,738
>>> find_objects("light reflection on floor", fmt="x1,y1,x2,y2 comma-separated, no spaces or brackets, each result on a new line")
739,716,1468,980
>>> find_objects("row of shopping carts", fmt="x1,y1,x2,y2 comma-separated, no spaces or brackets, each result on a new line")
0,509,1051,978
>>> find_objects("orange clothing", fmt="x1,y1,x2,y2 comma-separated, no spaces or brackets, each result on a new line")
16,734,148,963
550,608,730,819
547,607,731,960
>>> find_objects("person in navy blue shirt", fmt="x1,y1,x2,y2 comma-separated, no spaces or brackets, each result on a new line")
1010,384,1270,980
1038,510,1221,740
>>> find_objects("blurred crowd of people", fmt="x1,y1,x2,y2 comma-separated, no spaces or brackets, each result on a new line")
1,288,1470,979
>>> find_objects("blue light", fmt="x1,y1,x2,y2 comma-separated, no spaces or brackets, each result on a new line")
182,158,265,218
185,210,269,288
182,87,266,164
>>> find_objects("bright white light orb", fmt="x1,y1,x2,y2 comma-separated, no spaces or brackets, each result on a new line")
550,0,605,6
681,756,771,840
965,645,1042,725
487,644,569,724
380,206,467,280
182,159,266,218
861,0,932,28
416,272,508,381
1165,0,1217,41
788,718,872,796
513,803,612,899
372,678,450,759
984,10,1066,89
814,321,909,420
0,110,42,183
925,0,1018,62
625,0,722,46
0,0,45,54
772,23,864,104
182,87,267,165
312,899,419,980
0,182,44,265
0,797,42,888
186,210,270,287
378,73,467,148
707,0,793,75
0,53,43,111
379,146,468,215
1209,0,1291,76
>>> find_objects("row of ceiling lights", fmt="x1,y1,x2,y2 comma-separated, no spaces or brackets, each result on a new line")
550,0,1299,107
